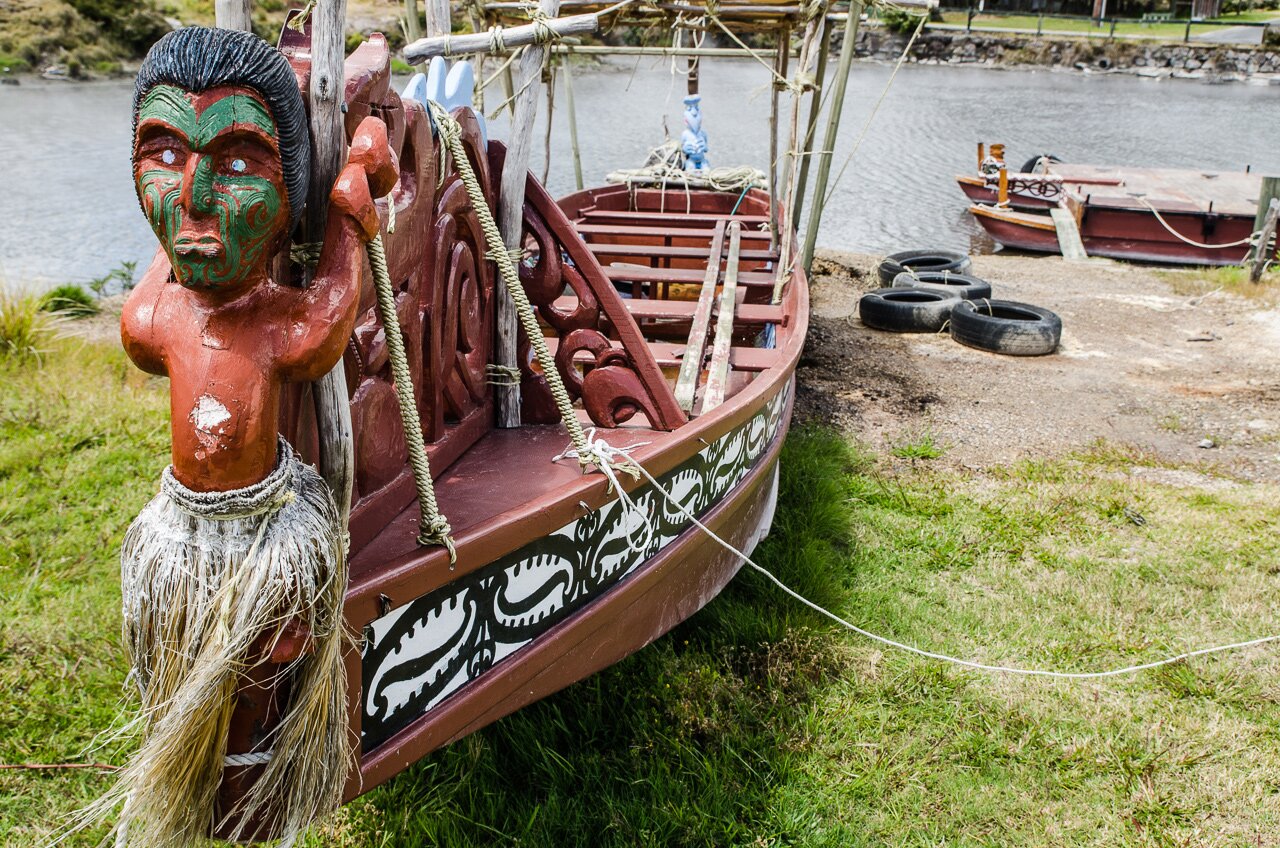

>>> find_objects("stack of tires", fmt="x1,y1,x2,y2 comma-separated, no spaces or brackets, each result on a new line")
858,249,1062,357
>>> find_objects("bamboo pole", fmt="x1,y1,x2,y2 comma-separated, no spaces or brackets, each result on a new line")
562,53,584,191
799,0,861,275
790,13,830,227
495,0,563,427
215,0,253,30
307,0,355,525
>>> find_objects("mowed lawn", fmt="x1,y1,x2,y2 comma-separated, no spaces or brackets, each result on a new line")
3,340,1280,846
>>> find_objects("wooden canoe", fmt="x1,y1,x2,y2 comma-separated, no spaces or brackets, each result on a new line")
215,35,808,839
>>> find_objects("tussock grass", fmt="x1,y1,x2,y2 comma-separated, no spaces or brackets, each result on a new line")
0,289,68,361
4,344,1280,846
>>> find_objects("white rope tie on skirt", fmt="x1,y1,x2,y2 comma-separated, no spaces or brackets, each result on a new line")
558,436,1280,680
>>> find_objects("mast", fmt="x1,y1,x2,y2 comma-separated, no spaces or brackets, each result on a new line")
307,0,357,525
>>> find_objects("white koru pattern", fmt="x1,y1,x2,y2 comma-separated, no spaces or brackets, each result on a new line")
360,382,790,749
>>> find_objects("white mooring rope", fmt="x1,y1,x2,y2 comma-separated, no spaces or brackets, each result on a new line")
560,437,1280,680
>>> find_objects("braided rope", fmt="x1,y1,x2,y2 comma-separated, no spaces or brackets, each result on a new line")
427,100,597,468
223,751,273,767
368,235,457,560
489,24,506,54
290,241,324,269
1134,196,1254,251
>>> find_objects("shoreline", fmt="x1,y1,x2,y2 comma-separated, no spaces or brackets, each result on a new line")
852,26,1280,83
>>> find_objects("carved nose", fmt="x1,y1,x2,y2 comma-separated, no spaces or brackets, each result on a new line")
179,153,217,215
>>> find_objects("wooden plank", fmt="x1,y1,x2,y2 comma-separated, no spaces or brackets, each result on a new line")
545,338,778,373
603,265,775,289
649,342,777,373
701,223,742,413
550,296,783,326
673,222,727,412
581,209,769,227
1050,205,1089,261
575,223,772,241
586,242,776,262
405,12,598,62
495,0,562,426
1251,198,1278,283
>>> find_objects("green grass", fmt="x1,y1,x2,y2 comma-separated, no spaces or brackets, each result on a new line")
5,344,1280,846
0,289,68,361
937,10,1275,39
1160,264,1280,305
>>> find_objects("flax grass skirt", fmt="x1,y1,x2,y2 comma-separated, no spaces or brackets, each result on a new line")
84,441,351,847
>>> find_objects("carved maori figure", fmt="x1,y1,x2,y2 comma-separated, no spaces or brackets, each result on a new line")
101,27,393,847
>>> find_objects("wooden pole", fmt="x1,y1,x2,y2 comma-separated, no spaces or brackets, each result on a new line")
1253,176,1280,233
767,27,789,253
308,0,355,525
424,0,451,37
800,0,861,275
495,0,563,427
1250,198,1278,284
562,53,584,191
776,15,821,290
404,0,423,42
215,0,253,30
405,12,598,61
790,13,830,228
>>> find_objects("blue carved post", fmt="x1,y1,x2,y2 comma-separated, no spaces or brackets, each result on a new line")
681,94,710,172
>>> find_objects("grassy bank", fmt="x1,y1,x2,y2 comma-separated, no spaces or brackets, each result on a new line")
3,340,1280,845
936,9,1277,40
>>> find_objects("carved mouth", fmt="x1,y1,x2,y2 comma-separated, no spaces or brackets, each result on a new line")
175,237,225,258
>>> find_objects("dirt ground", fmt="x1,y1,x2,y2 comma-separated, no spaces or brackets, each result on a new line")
799,250,1280,482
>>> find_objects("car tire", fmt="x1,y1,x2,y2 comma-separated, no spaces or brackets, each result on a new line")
892,270,993,300
877,250,972,285
859,288,961,334
949,299,1062,356
1019,153,1062,174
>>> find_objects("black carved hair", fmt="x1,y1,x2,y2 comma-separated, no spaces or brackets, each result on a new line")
133,27,310,228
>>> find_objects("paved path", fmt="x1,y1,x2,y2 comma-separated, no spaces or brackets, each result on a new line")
1192,18,1277,44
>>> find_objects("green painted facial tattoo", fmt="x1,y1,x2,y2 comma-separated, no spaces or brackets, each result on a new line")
134,84,290,292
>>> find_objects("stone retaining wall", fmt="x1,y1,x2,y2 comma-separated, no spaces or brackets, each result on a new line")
846,28,1280,81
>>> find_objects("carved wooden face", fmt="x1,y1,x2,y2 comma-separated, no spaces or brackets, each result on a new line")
134,84,290,293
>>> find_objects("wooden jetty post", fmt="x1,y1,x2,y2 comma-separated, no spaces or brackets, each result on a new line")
215,0,253,30
404,0,423,41
495,0,564,427
800,0,863,275
308,0,356,524
1251,195,1278,284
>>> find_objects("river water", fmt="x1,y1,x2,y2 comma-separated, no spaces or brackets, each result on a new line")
2,60,1278,288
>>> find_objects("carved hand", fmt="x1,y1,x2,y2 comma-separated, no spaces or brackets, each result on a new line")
330,116,399,242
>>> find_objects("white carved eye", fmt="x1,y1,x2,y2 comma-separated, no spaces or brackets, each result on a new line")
230,158,247,173
161,148,176,165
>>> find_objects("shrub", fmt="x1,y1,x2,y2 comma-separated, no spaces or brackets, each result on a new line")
881,8,927,35
0,289,66,362
40,284,99,318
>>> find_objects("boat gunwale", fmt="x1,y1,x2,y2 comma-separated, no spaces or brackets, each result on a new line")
342,192,809,628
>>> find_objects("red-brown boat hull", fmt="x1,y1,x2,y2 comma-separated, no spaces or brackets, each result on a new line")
970,203,1258,266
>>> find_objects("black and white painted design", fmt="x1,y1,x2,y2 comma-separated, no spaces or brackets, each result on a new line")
361,383,790,750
